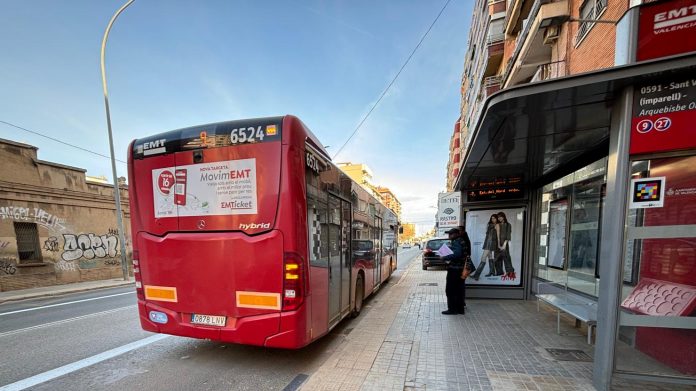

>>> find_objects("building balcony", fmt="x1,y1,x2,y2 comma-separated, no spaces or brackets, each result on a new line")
503,0,569,87
505,0,535,35
483,32,505,77
530,60,566,82
489,0,507,15
484,75,502,96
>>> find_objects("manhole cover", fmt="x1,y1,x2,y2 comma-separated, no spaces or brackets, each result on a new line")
418,283,438,286
545,348,593,362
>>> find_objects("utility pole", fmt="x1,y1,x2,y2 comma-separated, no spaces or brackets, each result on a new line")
100,0,134,281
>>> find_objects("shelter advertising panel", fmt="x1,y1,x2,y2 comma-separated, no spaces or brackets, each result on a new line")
547,199,568,269
465,207,524,286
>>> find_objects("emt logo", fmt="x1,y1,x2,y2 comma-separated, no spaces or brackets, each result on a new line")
653,4,696,32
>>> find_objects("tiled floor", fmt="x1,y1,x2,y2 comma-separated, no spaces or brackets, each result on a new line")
299,258,696,391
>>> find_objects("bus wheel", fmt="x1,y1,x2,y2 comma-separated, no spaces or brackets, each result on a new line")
351,275,364,318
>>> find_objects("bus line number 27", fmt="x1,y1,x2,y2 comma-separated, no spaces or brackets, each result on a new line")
230,126,265,144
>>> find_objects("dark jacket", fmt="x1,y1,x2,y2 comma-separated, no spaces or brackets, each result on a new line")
499,222,512,244
442,237,471,269
483,224,498,251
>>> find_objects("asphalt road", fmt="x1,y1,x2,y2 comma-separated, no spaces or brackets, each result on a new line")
0,247,421,391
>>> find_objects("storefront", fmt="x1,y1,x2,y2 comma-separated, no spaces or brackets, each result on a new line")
454,2,696,387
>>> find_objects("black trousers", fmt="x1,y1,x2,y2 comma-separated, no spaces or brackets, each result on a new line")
445,268,466,312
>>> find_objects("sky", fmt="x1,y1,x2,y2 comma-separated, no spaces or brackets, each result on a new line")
0,0,471,235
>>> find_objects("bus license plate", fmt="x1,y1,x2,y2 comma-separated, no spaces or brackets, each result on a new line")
191,314,226,327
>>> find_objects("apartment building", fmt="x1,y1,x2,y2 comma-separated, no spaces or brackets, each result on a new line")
447,0,630,185
445,120,461,191
337,162,402,219
375,186,402,220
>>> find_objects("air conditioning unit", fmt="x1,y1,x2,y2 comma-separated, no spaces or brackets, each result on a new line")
543,25,560,45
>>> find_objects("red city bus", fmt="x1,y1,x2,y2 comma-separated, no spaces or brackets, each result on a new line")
127,115,398,348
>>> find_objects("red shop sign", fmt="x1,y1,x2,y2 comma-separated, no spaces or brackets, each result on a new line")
636,0,696,62
630,75,696,155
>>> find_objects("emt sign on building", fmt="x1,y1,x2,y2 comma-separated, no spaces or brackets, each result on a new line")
637,0,696,61
437,192,461,230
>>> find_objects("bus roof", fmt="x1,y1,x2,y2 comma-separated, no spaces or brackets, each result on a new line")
131,115,330,160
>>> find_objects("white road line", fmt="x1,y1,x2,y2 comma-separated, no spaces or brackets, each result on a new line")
0,305,136,338
0,292,134,317
0,334,170,391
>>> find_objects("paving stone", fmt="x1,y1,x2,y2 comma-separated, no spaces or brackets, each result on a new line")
300,256,695,391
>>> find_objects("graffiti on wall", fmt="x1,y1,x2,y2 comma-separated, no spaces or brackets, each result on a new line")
43,237,59,252
54,260,77,272
78,259,98,269
0,241,9,249
104,259,121,266
61,233,118,261
0,206,66,231
0,258,16,275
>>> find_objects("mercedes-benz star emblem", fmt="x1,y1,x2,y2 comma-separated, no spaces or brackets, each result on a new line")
197,220,206,230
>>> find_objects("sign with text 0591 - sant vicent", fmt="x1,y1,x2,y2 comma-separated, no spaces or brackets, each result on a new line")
437,192,461,229
636,0,696,62
630,75,696,155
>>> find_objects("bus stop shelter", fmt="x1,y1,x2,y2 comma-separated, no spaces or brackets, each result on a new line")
454,52,696,390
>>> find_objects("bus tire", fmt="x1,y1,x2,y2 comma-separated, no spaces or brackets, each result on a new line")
351,274,364,318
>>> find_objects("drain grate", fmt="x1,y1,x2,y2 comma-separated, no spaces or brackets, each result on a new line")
545,348,593,362
418,282,439,286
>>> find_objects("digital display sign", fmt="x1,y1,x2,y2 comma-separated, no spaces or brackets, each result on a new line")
467,186,523,202
466,175,524,202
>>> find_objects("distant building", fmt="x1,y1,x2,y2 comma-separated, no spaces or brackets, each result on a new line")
375,186,402,220
0,138,131,292
86,175,110,184
400,222,415,243
337,162,402,219
336,163,375,191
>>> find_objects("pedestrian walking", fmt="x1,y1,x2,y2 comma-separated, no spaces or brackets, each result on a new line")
439,227,471,315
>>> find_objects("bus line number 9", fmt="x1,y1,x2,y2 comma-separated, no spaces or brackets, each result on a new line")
230,126,265,144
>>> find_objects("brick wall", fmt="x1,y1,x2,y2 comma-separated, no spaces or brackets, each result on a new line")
567,0,630,74
0,138,132,292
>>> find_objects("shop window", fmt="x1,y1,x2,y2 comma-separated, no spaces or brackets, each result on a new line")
14,222,43,263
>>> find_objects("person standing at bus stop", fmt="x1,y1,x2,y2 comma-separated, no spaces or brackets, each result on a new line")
439,228,470,315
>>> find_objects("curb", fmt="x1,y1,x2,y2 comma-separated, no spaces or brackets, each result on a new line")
0,281,135,305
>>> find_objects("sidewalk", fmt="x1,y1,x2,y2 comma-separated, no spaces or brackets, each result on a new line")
0,278,134,304
299,258,692,391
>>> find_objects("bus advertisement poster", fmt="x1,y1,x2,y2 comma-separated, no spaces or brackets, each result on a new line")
151,158,258,218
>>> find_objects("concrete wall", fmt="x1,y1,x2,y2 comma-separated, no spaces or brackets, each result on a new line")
0,138,131,291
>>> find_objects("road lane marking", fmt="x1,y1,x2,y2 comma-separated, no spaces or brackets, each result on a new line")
0,334,170,391
0,292,134,317
0,305,136,338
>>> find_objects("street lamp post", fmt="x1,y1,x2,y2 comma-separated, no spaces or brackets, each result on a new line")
100,0,134,281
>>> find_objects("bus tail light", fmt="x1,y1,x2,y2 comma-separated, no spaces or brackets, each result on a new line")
282,252,306,311
133,249,144,300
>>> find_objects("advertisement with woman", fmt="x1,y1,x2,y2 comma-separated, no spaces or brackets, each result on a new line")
465,208,524,286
